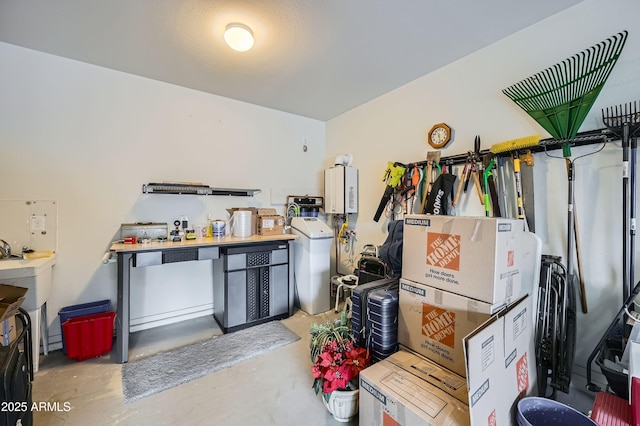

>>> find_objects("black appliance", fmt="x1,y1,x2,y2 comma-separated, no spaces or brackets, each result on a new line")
0,308,33,426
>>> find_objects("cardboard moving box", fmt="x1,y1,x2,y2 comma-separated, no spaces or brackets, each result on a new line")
0,284,28,346
402,215,541,308
360,350,470,426
362,294,536,426
463,294,537,425
398,278,492,377
257,215,285,236
0,284,27,323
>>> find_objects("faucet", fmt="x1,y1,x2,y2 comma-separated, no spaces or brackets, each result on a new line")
0,240,10,259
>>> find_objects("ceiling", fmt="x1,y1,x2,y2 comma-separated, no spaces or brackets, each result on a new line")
0,0,584,121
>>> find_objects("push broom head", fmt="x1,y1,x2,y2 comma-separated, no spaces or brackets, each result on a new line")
490,135,541,154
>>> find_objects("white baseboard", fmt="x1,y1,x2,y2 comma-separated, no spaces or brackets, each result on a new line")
45,304,215,353
130,305,214,332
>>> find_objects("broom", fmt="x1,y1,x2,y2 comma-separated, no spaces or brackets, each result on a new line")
490,135,541,222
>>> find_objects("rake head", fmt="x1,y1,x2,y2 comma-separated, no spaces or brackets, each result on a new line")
503,31,628,141
602,100,640,138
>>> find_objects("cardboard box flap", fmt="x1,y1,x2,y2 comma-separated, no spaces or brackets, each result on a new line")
463,295,530,375
257,208,278,216
462,295,535,425
360,351,471,426
0,284,28,322
389,349,469,404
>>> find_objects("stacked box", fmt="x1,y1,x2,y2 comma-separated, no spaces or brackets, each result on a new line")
402,215,541,309
364,215,541,425
360,350,470,426
463,295,537,425
361,296,536,426
398,278,492,377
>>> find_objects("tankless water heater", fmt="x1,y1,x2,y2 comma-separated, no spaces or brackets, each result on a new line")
324,165,358,214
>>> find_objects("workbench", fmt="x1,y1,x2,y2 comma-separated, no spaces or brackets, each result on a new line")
110,234,298,363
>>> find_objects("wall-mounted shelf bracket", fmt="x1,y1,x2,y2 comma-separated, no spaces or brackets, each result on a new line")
142,182,261,196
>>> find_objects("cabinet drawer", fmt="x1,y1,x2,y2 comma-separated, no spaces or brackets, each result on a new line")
133,252,162,267
271,248,288,265
198,247,219,260
226,253,246,271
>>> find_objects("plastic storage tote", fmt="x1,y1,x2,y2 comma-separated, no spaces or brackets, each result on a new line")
61,311,116,361
58,300,111,354
517,397,597,426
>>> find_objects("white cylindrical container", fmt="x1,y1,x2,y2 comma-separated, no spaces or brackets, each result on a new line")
230,211,252,238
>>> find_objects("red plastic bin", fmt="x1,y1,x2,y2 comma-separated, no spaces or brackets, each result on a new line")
61,311,116,361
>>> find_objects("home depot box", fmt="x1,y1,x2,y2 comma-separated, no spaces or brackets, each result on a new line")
463,294,537,425
398,278,493,377
402,215,541,308
364,296,536,426
359,350,471,426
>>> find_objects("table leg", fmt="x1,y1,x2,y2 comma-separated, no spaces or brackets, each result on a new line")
288,241,294,317
116,252,132,363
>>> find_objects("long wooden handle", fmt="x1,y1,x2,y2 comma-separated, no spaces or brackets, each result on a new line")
420,163,433,213
453,165,467,206
471,170,484,205
573,205,588,313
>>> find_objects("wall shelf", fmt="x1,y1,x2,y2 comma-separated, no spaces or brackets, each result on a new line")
142,183,261,197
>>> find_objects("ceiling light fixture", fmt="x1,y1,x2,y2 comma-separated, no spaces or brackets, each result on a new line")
224,23,254,52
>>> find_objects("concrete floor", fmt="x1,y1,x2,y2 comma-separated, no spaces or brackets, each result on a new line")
31,309,353,426
29,307,601,425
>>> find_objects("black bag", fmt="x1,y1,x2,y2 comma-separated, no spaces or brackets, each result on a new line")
378,220,403,278
425,173,456,215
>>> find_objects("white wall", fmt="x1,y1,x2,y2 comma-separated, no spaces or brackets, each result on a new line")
0,42,325,346
326,0,640,377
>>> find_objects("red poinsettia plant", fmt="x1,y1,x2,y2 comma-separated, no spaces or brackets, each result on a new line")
310,320,370,400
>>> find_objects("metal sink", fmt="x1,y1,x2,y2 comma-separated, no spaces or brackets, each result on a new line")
0,255,56,310
0,255,24,261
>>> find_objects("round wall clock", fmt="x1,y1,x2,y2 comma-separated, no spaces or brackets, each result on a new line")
428,123,452,149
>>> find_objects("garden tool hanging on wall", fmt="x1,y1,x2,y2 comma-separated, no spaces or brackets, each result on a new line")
424,171,456,215
490,135,541,226
374,162,406,222
419,151,442,214
482,153,500,217
502,31,628,314
452,136,484,209
602,101,640,303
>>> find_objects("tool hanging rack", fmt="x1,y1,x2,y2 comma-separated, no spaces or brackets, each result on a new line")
395,127,614,170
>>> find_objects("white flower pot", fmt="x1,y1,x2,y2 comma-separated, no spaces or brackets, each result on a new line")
322,389,359,422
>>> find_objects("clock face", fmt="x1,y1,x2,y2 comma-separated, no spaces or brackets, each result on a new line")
432,127,448,144
428,123,452,148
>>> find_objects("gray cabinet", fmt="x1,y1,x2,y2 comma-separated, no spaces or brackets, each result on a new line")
213,243,289,333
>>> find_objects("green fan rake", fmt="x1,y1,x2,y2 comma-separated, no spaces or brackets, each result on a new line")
502,31,628,399
503,31,628,148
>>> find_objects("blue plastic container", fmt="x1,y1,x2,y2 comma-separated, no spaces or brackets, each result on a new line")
517,397,597,426
58,300,111,354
